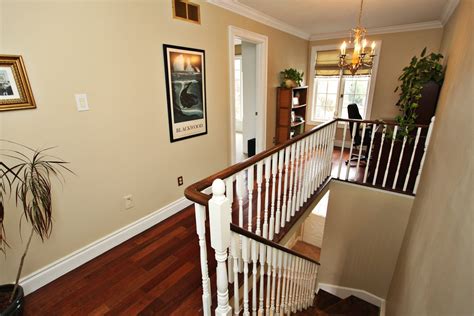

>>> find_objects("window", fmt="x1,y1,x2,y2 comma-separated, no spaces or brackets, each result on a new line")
311,74,371,121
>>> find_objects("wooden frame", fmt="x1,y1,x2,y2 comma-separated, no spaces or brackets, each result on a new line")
172,0,201,25
0,55,36,111
163,44,207,143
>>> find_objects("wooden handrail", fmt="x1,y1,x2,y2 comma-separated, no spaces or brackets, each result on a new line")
184,118,337,205
230,224,320,266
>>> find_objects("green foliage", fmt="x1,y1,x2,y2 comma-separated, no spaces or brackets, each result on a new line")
280,68,304,87
392,47,444,139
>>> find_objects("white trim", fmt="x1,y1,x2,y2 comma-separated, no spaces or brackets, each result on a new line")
309,20,443,41
440,0,460,25
19,196,196,295
228,26,268,164
317,282,386,309
307,41,381,125
207,0,310,40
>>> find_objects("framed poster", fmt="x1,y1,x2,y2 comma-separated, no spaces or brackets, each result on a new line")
163,44,207,142
0,55,36,111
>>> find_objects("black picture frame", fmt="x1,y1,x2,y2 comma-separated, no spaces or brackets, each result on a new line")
163,44,208,142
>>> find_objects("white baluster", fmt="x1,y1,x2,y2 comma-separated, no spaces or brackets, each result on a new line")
363,123,377,183
291,258,299,313
256,161,263,236
251,239,258,316
194,203,212,316
269,154,278,240
275,150,284,235
291,141,301,217
304,134,314,202
231,233,240,316
312,131,322,193
318,127,328,186
280,253,289,314
296,138,306,209
270,248,277,315
237,172,245,228
226,177,234,284
265,246,272,315
209,179,232,316
403,127,422,191
372,125,387,186
242,236,250,316
345,122,358,181
288,256,296,314
275,251,283,315
383,126,398,187
286,144,296,223
393,135,407,189
263,157,271,239
337,122,348,179
414,117,435,194
281,146,290,229
247,165,254,232
326,123,337,180
355,123,367,180
258,241,266,315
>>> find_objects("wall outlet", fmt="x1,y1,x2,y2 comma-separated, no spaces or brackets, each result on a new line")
177,176,184,186
74,93,89,111
123,194,134,210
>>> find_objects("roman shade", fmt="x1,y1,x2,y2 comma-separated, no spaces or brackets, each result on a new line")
315,49,371,76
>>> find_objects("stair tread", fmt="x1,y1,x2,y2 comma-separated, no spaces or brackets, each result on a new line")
315,290,342,311
323,295,380,316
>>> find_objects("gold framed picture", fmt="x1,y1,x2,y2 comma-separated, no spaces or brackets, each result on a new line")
0,55,36,111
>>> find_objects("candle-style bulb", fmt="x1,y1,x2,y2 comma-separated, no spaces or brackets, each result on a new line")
340,41,347,55
371,41,376,55
362,39,367,51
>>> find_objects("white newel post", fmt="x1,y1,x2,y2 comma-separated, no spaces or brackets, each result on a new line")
195,203,212,316
209,179,233,316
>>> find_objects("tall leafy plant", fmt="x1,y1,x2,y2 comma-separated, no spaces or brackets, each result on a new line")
280,68,304,87
393,47,444,139
0,140,71,307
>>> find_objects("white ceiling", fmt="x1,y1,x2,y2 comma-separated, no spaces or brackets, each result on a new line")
209,0,458,39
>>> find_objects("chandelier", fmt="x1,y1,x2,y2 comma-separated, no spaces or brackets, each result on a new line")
339,0,376,75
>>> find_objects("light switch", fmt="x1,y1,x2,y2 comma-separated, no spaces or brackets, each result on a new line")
75,94,89,111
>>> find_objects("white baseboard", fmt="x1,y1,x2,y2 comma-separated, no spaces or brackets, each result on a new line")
20,196,194,295
317,282,386,311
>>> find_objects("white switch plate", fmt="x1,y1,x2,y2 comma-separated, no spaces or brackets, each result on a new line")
123,194,134,210
74,94,89,111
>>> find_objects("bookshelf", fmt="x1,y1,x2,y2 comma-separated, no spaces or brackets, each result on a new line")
275,86,308,144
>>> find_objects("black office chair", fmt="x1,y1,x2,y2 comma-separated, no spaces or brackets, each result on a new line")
345,103,372,165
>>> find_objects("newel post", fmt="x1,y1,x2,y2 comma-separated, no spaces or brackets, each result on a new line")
209,179,233,316
195,203,212,316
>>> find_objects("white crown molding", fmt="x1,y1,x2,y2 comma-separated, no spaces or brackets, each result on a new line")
440,0,460,25
310,20,443,41
206,0,311,40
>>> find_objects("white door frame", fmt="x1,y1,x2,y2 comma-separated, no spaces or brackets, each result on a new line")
228,26,268,164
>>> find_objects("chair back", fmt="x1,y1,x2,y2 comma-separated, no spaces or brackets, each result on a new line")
347,103,362,144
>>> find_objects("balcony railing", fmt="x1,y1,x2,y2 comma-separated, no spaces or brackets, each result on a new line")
185,117,434,315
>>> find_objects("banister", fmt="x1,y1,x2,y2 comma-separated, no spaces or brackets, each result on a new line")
184,118,337,205
337,118,430,128
230,224,320,266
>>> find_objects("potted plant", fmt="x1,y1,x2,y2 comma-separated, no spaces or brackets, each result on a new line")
393,47,444,139
0,140,71,315
280,68,304,88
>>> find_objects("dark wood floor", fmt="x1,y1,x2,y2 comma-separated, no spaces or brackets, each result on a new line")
23,148,365,315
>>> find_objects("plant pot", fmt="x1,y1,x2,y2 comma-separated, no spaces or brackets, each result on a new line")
284,79,297,89
0,285,24,316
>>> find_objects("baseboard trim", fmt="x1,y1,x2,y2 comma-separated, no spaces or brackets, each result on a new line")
20,196,194,295
317,282,386,310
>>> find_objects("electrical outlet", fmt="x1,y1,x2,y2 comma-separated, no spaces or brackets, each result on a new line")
123,194,134,210
177,176,184,186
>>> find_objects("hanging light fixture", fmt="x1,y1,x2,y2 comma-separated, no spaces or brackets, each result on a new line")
339,0,376,75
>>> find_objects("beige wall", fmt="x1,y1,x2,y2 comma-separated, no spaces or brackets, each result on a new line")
307,28,443,125
319,181,414,298
0,0,308,283
386,1,474,315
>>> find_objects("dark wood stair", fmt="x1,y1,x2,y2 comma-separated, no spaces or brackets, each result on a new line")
298,290,380,316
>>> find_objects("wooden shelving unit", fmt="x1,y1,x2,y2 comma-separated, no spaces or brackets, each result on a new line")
275,86,308,144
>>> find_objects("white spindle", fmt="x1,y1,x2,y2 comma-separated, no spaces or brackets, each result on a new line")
313,130,322,192
305,134,315,201
231,233,240,316
237,171,245,228
269,153,278,240
275,251,283,315
281,146,290,228
247,165,254,232
226,177,234,284
280,253,289,314
319,127,329,186
296,138,306,209
270,248,277,315
275,150,284,235
414,117,435,194
194,203,212,316
363,123,377,183
345,122,358,181
383,126,398,187
403,127,422,191
265,246,272,315
263,157,271,239
337,122,348,179
256,161,263,236
258,241,266,315
209,179,232,316
251,239,258,316
291,141,301,217
393,135,407,189
355,123,367,179
372,125,387,186
242,236,250,316
286,144,296,223
326,123,337,179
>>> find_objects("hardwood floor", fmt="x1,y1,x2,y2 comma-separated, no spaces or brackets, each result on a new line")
291,240,321,262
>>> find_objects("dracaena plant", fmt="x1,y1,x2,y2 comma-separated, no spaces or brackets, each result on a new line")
392,47,444,139
0,140,71,305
